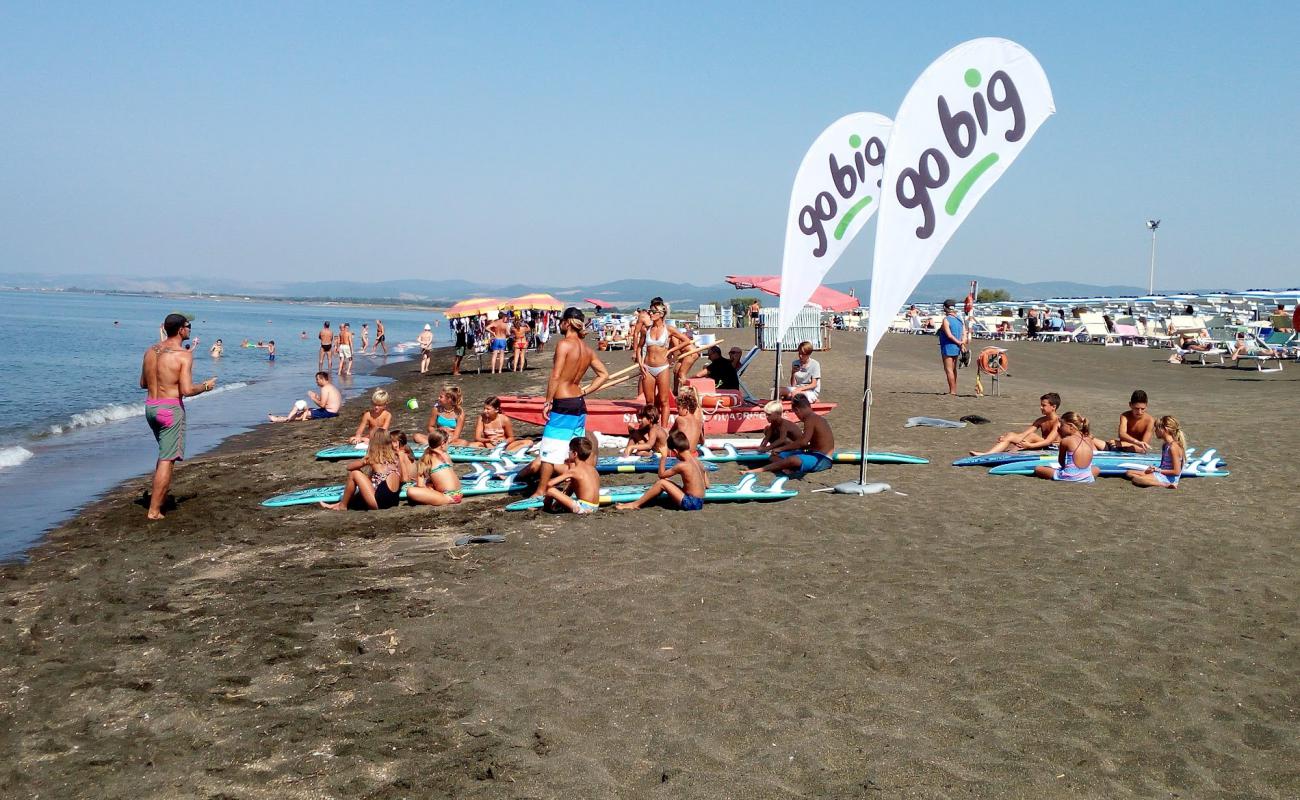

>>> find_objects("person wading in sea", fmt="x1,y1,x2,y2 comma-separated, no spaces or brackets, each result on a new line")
140,313,216,520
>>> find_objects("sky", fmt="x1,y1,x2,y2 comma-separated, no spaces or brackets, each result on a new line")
2,2,1297,291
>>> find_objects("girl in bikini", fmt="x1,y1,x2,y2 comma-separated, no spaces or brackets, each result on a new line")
389,429,417,482
406,430,464,506
511,317,530,372
1033,411,1099,483
320,430,403,511
635,303,690,427
418,386,467,446
473,396,532,452
1125,415,1186,488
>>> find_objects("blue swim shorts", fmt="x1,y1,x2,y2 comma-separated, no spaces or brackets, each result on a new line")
778,450,833,475
490,337,508,352
309,408,339,419
679,494,704,511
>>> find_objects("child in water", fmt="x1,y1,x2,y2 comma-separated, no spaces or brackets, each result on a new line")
406,430,464,506
1125,416,1186,488
1033,411,1098,483
544,436,602,514
616,430,708,511
320,430,402,511
624,405,668,457
473,396,532,452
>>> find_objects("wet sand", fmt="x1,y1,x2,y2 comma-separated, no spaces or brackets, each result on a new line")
2,332,1296,798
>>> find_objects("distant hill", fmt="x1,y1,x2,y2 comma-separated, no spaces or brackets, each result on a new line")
0,271,1152,308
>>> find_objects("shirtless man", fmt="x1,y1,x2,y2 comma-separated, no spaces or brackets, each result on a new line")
318,322,335,371
743,394,834,476
529,307,609,496
969,392,1062,456
269,371,342,422
140,313,217,520
1102,389,1155,452
374,319,388,356
486,312,510,373
337,323,354,376
417,324,434,374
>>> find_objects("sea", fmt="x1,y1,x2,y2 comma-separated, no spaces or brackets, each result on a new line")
0,290,446,561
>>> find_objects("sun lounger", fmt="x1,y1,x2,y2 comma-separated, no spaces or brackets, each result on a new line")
1078,312,1121,345
1114,323,1147,347
1231,338,1284,372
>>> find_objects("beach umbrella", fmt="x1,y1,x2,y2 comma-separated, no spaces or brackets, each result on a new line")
444,297,504,318
503,292,565,312
724,275,860,312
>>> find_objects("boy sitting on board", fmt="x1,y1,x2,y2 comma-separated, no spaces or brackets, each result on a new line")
616,430,708,511
1101,389,1155,452
670,387,704,451
743,394,835,476
968,392,1061,456
624,405,668,457
543,436,602,514
755,400,801,454
348,389,393,445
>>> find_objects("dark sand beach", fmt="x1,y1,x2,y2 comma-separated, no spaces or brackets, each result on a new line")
2,332,1296,798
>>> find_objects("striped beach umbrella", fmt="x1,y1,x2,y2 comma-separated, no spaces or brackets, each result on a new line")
503,293,565,312
444,297,505,318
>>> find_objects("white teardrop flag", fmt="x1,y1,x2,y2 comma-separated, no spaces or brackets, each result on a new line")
777,113,893,341
865,38,1054,354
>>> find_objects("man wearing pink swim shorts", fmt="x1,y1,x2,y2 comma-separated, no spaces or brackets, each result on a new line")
140,313,216,520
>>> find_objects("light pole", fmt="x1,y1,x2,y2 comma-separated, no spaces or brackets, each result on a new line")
1145,219,1160,294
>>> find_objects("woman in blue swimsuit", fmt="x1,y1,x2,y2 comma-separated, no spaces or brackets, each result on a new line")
938,299,967,395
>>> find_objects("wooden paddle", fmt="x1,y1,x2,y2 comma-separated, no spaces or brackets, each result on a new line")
585,341,722,398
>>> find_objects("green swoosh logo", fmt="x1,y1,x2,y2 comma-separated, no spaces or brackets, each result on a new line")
945,152,1000,216
833,196,873,241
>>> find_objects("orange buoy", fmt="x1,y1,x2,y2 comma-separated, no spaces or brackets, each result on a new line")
977,347,1009,375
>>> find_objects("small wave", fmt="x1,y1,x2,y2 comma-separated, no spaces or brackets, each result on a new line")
0,446,34,469
46,382,249,435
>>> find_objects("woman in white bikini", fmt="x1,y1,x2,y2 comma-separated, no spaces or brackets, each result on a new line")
635,302,690,427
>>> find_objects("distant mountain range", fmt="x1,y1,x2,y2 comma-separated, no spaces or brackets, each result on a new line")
0,270,1152,308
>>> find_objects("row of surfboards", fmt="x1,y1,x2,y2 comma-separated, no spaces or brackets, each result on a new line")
261,441,932,509
952,447,1230,478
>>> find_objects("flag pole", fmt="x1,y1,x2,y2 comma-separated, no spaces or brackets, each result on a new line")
834,343,890,495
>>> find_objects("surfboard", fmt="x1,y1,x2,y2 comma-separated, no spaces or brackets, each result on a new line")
314,442,535,463
987,459,1228,478
462,455,719,479
953,446,1218,467
503,474,798,511
261,473,530,507
697,443,927,466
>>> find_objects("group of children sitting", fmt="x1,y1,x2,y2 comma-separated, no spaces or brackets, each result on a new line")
969,389,1187,487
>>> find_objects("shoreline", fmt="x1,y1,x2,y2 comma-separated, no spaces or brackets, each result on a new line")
2,332,1295,798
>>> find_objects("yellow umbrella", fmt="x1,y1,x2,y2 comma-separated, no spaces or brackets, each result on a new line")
443,297,505,318
503,292,565,312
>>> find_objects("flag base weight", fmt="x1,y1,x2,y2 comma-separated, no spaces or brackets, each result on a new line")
832,480,891,495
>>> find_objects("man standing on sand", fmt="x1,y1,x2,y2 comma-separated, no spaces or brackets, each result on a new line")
418,323,434,374
318,322,335,372
528,307,609,497
140,313,217,520
337,323,354,376
486,312,510,373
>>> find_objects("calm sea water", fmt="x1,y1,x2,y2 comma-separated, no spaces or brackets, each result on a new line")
0,290,446,560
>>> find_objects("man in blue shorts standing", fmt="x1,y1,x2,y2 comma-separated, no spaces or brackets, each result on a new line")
742,394,835,477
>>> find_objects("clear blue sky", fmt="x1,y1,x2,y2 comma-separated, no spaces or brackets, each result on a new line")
2,2,1297,290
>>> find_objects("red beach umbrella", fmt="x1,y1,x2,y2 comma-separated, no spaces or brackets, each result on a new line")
724,275,860,313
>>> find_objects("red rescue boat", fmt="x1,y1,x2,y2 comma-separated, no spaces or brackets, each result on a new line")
496,391,836,435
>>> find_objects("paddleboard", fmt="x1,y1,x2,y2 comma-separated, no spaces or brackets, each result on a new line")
261,473,530,507
697,443,927,466
987,459,1228,478
503,474,797,511
954,446,1218,467
463,455,718,479
314,442,534,463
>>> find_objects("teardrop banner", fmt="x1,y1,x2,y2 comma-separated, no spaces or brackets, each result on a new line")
865,38,1055,356
776,113,893,342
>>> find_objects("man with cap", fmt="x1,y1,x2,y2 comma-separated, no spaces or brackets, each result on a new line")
417,323,435,374
140,313,217,520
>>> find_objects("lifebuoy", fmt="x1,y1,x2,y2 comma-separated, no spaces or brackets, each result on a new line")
977,347,1009,375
